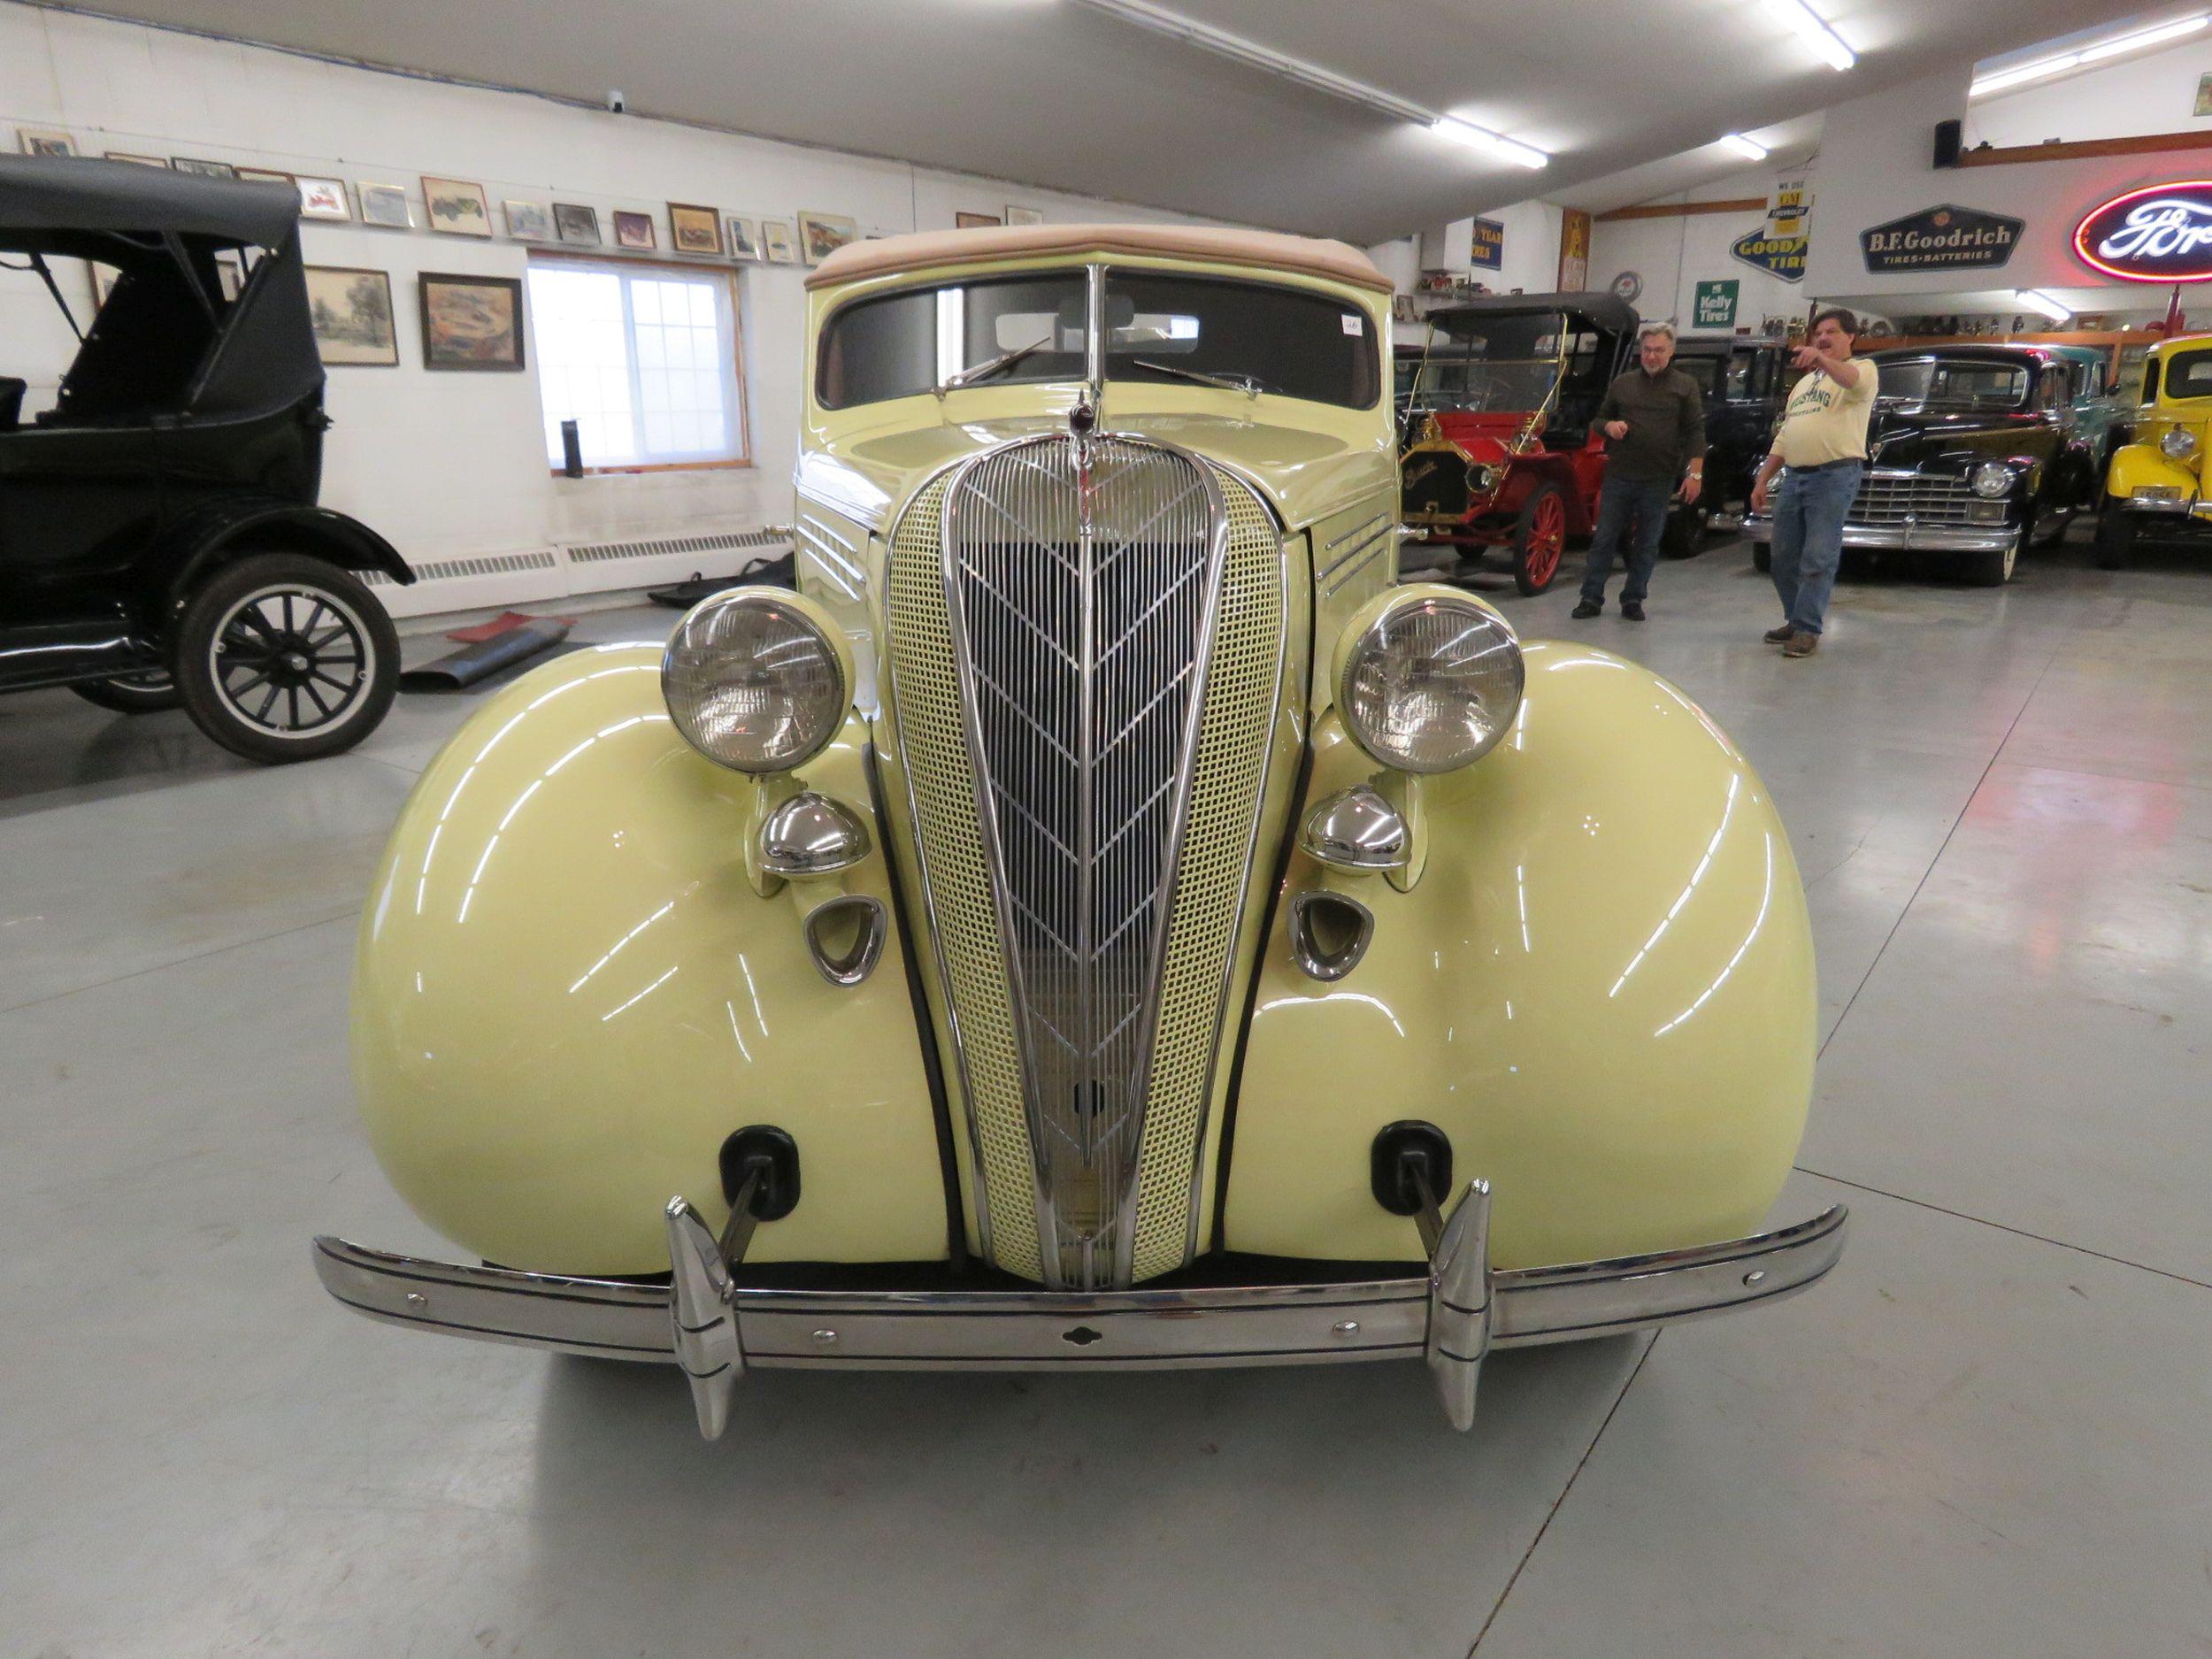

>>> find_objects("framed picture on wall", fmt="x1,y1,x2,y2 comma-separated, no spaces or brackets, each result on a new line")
726,216,761,259
296,176,352,221
234,166,295,187
956,211,1002,229
554,204,602,246
18,128,78,157
504,199,556,242
1005,204,1044,226
421,176,493,237
172,157,237,179
797,211,857,265
669,202,723,256
305,265,399,366
104,152,167,167
760,219,796,263
418,272,526,371
613,209,657,250
358,181,413,229
2198,72,2212,117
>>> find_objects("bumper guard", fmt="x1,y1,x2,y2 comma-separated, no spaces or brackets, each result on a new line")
1741,511,2015,554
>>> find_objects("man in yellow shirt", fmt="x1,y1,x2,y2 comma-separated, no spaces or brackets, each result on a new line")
1748,309,1878,657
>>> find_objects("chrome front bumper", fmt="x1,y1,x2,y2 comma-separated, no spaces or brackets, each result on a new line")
1741,512,2014,553
313,1193,1847,1436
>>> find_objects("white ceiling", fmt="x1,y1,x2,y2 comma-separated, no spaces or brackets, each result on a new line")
71,0,2157,242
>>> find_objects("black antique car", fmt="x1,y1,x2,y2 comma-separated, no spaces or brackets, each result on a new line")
1,155,409,761
1662,334,1792,556
1744,343,2112,587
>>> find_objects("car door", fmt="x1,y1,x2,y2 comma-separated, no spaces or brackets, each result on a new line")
0,414,165,619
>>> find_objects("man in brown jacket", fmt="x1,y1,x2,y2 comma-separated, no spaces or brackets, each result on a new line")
1572,322,1706,622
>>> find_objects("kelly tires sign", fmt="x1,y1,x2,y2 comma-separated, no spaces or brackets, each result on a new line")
1694,280,1739,328
2074,180,2212,283
1860,204,2024,273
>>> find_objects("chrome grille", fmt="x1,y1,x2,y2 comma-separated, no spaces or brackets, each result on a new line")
888,434,1283,1290
1849,469,1977,526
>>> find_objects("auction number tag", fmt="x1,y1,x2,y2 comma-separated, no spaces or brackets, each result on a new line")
1342,313,1364,336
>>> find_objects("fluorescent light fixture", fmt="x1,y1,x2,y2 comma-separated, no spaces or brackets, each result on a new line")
1718,133,1770,161
1431,115,1549,169
2016,289,2074,323
1971,14,2206,97
1769,0,1855,70
1070,0,1550,166
2081,14,2208,62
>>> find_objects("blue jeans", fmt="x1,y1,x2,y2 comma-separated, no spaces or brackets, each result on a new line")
1770,463,1862,636
1577,475,1673,606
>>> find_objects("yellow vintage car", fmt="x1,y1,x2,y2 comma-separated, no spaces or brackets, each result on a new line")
2098,332,2212,568
316,225,1844,1435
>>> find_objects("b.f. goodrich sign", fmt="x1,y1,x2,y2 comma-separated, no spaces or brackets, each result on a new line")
1860,204,2024,273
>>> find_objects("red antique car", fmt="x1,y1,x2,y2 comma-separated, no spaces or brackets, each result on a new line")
1399,292,1648,595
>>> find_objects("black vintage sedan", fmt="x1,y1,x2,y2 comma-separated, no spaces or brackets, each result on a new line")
1,156,411,760
1663,334,1793,556
1744,344,2114,586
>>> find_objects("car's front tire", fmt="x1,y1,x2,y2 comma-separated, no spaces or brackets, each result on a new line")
70,670,180,714
1961,515,2029,588
1661,503,1707,559
2094,505,2135,571
173,552,400,764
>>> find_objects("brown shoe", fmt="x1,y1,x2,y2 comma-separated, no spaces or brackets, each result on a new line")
1783,631,1818,658
1763,624,1794,643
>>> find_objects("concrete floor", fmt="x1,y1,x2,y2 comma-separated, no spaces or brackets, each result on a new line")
4,529,2209,1656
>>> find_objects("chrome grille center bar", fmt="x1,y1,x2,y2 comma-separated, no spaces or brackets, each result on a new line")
940,434,1227,1288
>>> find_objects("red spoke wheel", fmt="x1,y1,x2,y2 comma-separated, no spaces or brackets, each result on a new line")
1511,483,1567,595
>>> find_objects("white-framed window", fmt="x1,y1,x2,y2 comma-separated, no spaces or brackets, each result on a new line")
525,254,749,472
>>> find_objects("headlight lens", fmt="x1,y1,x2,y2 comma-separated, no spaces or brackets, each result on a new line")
1969,461,2016,499
1338,593,1524,773
663,589,848,773
2160,426,2200,462
1465,462,1496,495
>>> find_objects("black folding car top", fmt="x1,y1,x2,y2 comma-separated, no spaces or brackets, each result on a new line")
0,154,410,761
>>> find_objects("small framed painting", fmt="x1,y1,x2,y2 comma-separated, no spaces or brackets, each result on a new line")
215,252,248,302
307,265,399,366
172,157,237,179
725,216,761,259
761,219,796,264
235,166,295,187
613,209,657,250
1005,204,1045,227
421,176,493,237
18,128,77,157
555,204,601,246
358,181,412,229
797,211,858,265
418,272,526,371
669,202,723,256
296,176,351,221
2198,71,2212,117
504,199,556,242
956,211,1001,229
104,152,167,167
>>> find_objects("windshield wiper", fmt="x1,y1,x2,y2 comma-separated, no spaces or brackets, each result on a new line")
934,334,1054,397
1132,358,1259,398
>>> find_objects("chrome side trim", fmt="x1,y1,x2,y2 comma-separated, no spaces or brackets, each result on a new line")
1317,515,1392,585
795,514,866,601
1324,508,1392,553
311,1201,1847,1386
1320,531,1392,595
794,458,891,534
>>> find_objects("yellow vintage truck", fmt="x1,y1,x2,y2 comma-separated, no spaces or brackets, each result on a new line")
315,225,1843,1436
2098,331,2212,568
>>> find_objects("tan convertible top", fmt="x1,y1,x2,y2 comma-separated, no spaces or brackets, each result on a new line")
805,222,1393,294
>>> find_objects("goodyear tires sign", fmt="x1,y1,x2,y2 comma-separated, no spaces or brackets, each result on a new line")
1732,227,1806,281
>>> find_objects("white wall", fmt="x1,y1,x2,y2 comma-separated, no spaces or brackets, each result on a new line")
0,3,1213,610
1586,165,1810,334
1965,33,2212,149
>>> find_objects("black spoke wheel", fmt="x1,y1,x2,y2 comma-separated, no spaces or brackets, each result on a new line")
174,553,398,764
71,668,181,714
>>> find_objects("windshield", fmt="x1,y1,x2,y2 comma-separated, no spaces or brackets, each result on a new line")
1878,358,2029,411
2163,348,2212,399
1409,311,1565,414
816,267,1379,411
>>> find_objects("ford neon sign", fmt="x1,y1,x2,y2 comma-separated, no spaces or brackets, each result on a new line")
2074,180,2212,283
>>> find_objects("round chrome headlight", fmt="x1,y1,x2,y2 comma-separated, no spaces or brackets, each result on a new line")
663,589,850,773
1969,461,2016,499
1465,461,1496,495
1336,590,1524,773
2161,426,2200,462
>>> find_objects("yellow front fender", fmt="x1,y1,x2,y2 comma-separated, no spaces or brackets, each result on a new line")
2105,440,2198,501
353,644,949,1276
1225,641,1815,1271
